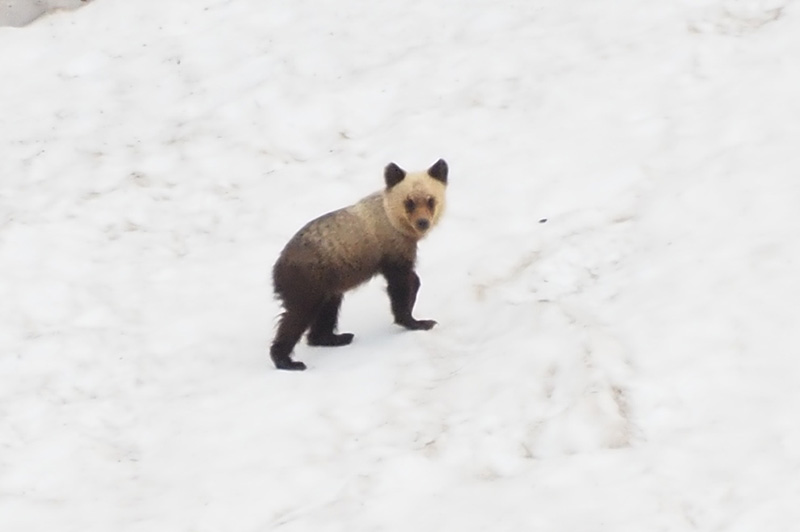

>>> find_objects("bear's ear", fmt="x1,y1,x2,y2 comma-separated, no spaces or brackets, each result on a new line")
384,162,406,189
427,159,448,184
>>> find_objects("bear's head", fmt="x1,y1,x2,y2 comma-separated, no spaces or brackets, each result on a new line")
383,159,448,240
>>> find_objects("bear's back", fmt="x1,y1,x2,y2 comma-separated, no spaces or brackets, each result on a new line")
275,193,416,295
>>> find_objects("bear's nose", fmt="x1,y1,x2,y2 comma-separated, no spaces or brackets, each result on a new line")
416,219,430,231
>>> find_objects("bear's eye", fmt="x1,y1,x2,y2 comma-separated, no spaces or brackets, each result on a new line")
427,197,435,210
404,199,416,213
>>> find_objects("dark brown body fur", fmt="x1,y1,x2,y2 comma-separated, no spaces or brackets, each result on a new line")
270,161,447,371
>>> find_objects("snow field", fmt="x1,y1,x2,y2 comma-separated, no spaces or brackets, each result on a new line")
2,0,800,530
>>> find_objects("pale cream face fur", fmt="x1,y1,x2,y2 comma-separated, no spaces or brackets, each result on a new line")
382,170,447,240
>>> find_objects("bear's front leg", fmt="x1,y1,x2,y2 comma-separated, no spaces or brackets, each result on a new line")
382,262,437,330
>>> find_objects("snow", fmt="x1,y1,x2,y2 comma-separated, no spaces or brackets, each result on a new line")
2,0,800,530
0,1,91,28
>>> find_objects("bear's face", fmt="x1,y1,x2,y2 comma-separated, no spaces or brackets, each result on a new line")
383,159,448,240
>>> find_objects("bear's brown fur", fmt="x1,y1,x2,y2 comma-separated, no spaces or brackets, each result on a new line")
270,159,448,370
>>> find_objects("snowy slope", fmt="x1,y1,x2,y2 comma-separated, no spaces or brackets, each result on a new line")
0,1,91,28
2,0,800,530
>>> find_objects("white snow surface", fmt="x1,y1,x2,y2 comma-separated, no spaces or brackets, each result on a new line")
0,1,91,28
2,0,800,530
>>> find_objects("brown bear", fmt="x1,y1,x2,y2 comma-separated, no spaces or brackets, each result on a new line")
270,159,448,370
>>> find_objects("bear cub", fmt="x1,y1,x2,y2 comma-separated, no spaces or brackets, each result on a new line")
270,159,448,370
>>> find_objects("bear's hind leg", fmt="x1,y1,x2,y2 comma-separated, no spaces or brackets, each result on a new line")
271,306,317,371
307,294,354,347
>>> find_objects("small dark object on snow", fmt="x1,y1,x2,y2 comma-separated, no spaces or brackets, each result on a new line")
539,218,548,223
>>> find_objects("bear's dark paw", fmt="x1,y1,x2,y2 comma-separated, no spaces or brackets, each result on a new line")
397,318,437,331
273,357,307,371
307,332,355,347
